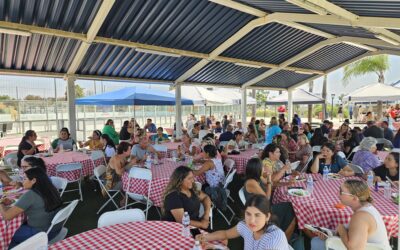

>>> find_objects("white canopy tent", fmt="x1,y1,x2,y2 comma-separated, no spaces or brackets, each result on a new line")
344,83,400,102
170,86,233,106
210,88,257,105
266,89,324,105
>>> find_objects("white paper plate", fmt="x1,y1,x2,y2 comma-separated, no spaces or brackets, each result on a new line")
288,189,310,197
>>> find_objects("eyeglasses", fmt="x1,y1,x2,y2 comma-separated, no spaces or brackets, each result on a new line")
339,189,353,196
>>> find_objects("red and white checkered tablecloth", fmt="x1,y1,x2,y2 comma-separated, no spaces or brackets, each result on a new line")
226,149,260,174
0,214,24,250
122,159,205,207
50,221,222,250
0,137,50,157
42,151,103,181
272,174,399,237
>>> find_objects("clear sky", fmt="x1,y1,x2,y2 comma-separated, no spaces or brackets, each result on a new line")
0,55,399,100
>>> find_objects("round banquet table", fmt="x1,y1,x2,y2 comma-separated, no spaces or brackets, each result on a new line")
273,174,399,238
49,221,219,250
41,151,104,181
0,137,49,157
122,158,205,207
226,148,260,174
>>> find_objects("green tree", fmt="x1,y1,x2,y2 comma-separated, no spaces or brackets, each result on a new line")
0,95,12,100
64,84,85,99
343,55,389,84
255,90,269,108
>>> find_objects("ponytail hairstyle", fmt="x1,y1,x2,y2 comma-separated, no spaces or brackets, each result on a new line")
20,130,36,144
101,134,116,150
93,130,102,138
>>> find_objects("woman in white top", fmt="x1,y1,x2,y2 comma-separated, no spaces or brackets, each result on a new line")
196,194,289,250
193,144,224,188
101,134,116,162
311,179,391,250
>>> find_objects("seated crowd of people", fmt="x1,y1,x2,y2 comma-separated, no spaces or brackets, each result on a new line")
0,112,398,249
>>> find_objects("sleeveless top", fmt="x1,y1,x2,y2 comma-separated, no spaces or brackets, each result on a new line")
355,205,391,250
243,180,267,201
205,158,225,188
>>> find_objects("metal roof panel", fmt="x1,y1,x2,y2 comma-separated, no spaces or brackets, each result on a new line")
330,1,400,18
0,0,102,33
222,23,325,64
188,61,269,85
300,23,376,39
290,43,367,71
97,0,254,54
0,33,81,72
236,0,312,14
254,70,317,88
77,43,201,81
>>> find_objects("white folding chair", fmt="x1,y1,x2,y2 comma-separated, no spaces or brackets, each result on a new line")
199,130,209,140
325,236,385,250
210,169,236,230
290,161,300,171
312,146,321,153
124,167,160,220
348,163,365,174
347,145,360,161
47,199,79,245
11,232,48,250
56,163,83,201
50,176,68,197
219,141,229,149
94,165,121,214
238,187,246,205
97,208,145,228
391,148,400,153
376,138,393,150
223,158,236,183
90,150,106,168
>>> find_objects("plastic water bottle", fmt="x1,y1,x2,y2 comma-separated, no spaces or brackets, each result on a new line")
367,171,374,187
0,180,3,197
192,240,202,250
153,153,159,165
72,144,77,152
306,175,314,195
187,156,193,169
145,155,152,169
384,181,391,199
182,211,190,237
59,144,64,153
323,165,329,181
48,146,53,156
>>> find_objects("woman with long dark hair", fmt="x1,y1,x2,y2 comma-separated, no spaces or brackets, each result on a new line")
101,134,116,161
310,128,328,147
163,166,211,229
17,130,38,167
0,167,62,247
310,142,354,176
196,194,289,249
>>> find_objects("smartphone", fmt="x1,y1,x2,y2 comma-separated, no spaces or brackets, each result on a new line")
190,228,201,238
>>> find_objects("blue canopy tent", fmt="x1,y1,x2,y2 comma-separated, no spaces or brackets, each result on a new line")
75,87,193,106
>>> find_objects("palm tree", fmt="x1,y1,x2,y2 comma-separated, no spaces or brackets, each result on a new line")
342,55,389,84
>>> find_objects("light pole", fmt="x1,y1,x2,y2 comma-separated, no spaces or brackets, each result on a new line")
331,93,335,120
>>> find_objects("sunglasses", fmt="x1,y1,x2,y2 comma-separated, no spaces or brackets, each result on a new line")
339,188,353,196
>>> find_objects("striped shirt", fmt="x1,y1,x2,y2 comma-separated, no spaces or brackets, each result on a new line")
237,221,289,250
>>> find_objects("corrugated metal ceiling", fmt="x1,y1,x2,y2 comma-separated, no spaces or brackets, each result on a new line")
236,0,312,13
290,44,367,71
0,33,81,72
301,23,376,39
330,0,400,18
77,43,200,81
222,23,325,65
97,0,254,54
188,61,269,85
254,70,317,88
0,0,102,33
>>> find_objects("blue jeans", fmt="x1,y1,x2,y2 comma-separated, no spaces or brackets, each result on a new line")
311,237,326,250
9,224,60,249
8,224,40,249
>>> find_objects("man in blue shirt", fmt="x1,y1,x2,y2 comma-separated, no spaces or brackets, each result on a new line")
219,124,235,142
144,118,157,133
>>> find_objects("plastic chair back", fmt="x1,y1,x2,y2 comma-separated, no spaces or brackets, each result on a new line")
50,176,68,197
11,232,48,250
46,200,79,235
290,161,300,170
152,145,167,153
223,169,236,189
128,167,152,180
91,150,105,161
97,209,145,228
56,163,83,181
4,152,18,167
239,187,246,205
312,146,321,153
349,163,365,174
